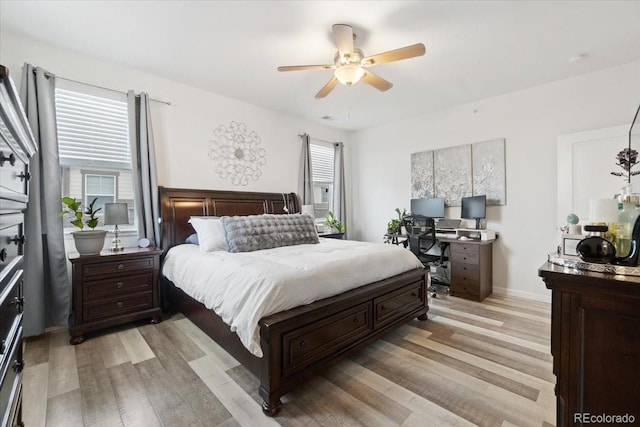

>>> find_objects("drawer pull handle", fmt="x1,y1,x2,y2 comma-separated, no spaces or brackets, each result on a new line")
116,301,124,308
380,305,386,311
13,360,24,373
0,249,7,262
353,317,360,324
411,292,417,297
299,340,307,348
116,282,124,289
117,264,125,270
0,151,16,167
18,171,31,182
0,339,5,354
9,235,25,245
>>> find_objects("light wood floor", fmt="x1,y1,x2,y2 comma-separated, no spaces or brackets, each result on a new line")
23,290,555,427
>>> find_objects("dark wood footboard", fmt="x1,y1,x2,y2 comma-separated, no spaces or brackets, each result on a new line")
162,267,427,415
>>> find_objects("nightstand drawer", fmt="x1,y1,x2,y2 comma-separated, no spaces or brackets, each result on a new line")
83,292,153,322
83,273,153,301
82,257,155,278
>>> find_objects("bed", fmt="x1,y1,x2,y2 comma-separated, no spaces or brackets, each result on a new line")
158,186,428,416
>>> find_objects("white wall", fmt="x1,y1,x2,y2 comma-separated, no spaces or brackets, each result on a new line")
350,61,640,300
0,31,350,195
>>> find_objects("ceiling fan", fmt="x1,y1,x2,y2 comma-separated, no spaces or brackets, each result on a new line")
278,24,426,98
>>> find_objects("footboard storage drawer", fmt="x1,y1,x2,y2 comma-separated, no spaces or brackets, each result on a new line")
283,302,372,377
374,281,424,328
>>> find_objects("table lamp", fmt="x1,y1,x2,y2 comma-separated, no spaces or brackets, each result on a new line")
104,203,129,251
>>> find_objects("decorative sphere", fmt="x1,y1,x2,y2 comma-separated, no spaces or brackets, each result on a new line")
567,213,579,225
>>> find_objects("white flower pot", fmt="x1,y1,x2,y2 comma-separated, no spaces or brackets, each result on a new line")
72,230,107,256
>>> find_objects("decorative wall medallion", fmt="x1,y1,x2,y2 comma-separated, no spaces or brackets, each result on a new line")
208,121,266,186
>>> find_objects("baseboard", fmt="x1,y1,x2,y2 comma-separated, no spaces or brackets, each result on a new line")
492,286,551,303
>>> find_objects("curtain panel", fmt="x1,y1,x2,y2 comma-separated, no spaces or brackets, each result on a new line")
298,133,315,206
19,64,70,336
127,91,160,246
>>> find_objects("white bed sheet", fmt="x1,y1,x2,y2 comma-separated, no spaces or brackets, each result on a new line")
161,238,424,357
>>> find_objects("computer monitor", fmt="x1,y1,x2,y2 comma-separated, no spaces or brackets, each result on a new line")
410,197,445,219
461,195,486,229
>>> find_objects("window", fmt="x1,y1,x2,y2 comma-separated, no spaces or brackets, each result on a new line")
309,142,335,220
55,82,134,230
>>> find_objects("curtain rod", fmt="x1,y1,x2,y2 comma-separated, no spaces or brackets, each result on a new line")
38,70,171,106
298,133,342,145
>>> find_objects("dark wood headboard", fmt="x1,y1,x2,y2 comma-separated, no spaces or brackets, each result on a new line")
159,187,299,250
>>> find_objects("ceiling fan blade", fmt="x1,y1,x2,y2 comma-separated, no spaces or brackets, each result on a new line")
363,43,426,66
332,24,354,57
278,64,334,72
315,77,339,98
361,71,393,92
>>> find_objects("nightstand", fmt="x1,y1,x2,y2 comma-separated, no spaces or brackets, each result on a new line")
69,246,163,344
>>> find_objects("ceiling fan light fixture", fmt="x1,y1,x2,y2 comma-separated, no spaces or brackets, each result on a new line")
335,65,365,86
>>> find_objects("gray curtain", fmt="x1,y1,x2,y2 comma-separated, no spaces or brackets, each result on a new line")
19,64,70,336
333,142,347,236
298,133,315,205
127,91,160,246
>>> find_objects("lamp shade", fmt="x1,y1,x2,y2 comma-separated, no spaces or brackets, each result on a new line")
334,65,365,86
104,203,129,225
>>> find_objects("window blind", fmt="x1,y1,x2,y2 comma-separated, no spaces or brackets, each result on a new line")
55,88,130,168
310,142,334,182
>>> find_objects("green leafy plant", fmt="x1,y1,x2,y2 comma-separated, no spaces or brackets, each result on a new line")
58,197,102,230
387,208,408,234
325,211,345,232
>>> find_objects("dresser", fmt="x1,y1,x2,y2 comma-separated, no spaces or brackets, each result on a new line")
539,262,640,427
69,247,163,344
448,239,494,301
0,65,37,427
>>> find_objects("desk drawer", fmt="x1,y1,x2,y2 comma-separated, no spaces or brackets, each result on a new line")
450,250,479,265
450,243,479,256
451,271,481,297
374,281,423,328
83,273,153,302
451,262,479,280
82,257,154,278
83,292,153,322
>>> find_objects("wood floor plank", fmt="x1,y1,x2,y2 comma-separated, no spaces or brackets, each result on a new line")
24,334,50,366
138,322,232,425
173,317,240,370
117,327,155,364
156,318,206,362
107,362,162,427
75,338,124,427
96,331,129,368
45,388,84,427
47,330,80,399
23,362,48,427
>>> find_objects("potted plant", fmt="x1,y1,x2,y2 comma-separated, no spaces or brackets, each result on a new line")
387,208,408,235
325,211,345,233
58,197,107,255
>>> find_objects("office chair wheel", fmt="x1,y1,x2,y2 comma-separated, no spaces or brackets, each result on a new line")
429,285,437,298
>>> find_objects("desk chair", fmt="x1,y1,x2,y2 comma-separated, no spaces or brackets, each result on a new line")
405,215,450,297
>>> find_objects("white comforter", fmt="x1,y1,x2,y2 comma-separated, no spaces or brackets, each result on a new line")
162,238,424,357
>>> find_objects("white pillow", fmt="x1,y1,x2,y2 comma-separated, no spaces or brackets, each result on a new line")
188,216,228,252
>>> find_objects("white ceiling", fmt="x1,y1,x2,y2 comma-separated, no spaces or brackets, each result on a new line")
2,1,639,131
